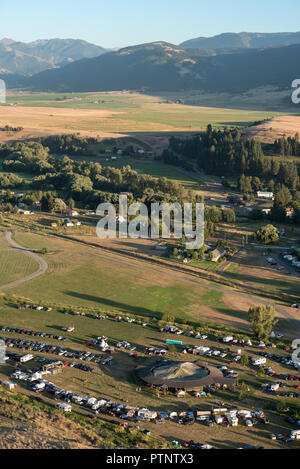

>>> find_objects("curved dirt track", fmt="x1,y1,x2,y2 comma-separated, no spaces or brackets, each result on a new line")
2,228,299,335
0,231,48,290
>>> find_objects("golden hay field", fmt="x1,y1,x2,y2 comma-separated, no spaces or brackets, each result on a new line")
244,115,300,142
0,91,286,146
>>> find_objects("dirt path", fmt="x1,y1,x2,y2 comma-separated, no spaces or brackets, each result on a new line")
8,228,300,335
0,231,48,290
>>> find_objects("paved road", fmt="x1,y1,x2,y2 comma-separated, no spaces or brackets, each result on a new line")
0,231,49,290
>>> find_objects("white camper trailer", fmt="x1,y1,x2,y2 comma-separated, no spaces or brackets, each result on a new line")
2,381,15,390
20,354,34,363
55,402,72,413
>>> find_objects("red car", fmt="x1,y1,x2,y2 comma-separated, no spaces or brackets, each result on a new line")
184,440,195,448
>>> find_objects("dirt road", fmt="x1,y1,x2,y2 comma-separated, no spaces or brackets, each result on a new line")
4,228,300,334
0,231,48,290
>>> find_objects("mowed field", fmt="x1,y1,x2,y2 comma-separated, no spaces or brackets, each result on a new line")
0,232,38,286
100,159,201,190
7,231,234,326
1,230,297,336
0,92,283,143
0,156,201,191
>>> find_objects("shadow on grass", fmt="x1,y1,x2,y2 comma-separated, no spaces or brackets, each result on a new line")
218,121,262,127
63,290,165,320
223,270,300,296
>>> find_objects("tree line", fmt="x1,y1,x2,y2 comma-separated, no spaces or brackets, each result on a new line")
161,126,300,224
0,140,194,208
162,127,300,188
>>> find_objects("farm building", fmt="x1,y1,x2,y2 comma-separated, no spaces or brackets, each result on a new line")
63,218,81,227
62,209,79,217
211,248,226,262
257,191,274,200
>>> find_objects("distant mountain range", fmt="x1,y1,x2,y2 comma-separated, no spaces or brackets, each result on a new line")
0,38,107,75
180,31,300,49
17,41,300,97
1,32,300,105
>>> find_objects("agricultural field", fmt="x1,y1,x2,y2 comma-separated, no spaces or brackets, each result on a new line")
0,92,285,148
155,88,300,113
104,161,201,190
77,156,202,190
244,115,300,143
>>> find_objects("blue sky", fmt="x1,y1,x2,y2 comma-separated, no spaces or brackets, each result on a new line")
1,0,299,48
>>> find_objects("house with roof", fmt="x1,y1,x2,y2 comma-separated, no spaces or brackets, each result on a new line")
257,191,274,200
211,248,226,263
62,209,79,217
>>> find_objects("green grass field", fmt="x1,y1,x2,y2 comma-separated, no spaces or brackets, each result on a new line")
0,170,35,185
6,92,142,110
6,231,236,325
100,159,201,190
4,91,283,131
0,233,39,285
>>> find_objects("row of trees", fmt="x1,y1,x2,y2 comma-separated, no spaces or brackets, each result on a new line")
0,173,23,188
238,162,299,195
162,127,300,192
39,134,100,155
0,142,189,208
271,135,300,157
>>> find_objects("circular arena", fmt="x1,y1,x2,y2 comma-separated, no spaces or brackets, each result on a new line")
137,361,234,391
